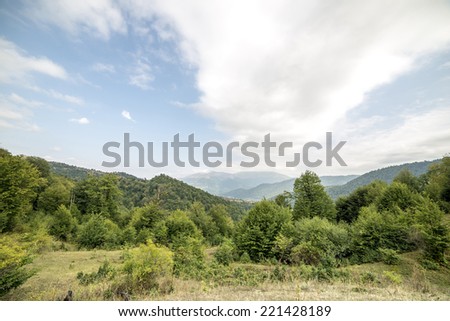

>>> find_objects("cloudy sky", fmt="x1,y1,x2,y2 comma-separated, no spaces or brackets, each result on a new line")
1,0,450,178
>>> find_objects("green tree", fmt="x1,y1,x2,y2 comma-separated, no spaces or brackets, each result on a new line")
336,180,386,223
77,214,108,249
208,205,234,239
394,169,421,192
132,202,167,232
0,154,43,232
0,234,34,297
293,171,336,221
426,156,450,212
165,210,202,244
49,204,76,241
37,175,74,213
73,174,121,221
376,182,416,212
188,202,219,245
235,200,291,262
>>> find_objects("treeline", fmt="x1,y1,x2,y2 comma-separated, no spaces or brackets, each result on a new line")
234,163,450,269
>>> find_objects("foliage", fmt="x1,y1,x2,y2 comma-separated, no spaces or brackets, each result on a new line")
37,175,74,214
336,181,386,223
165,210,202,245
214,239,236,265
73,174,121,221
0,234,34,297
77,260,115,285
172,236,205,277
48,205,77,241
293,171,336,221
376,182,417,212
188,202,219,245
123,240,173,291
378,248,400,265
0,154,43,232
77,214,122,249
426,156,450,212
279,217,351,266
235,200,291,262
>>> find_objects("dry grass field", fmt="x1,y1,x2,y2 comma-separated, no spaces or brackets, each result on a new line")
3,249,449,301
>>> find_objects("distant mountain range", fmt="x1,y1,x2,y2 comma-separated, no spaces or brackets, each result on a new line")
224,175,359,200
182,159,440,201
326,159,440,199
182,171,291,195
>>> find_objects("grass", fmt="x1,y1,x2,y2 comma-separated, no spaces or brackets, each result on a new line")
2,249,449,301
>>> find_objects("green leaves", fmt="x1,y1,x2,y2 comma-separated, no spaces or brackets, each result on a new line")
293,171,336,221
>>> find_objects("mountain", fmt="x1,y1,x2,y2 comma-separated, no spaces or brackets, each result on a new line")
224,175,358,201
326,159,440,199
182,171,291,195
49,162,251,220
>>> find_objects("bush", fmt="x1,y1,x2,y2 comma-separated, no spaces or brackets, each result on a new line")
378,248,400,265
0,234,35,296
235,200,291,262
290,242,323,266
123,240,173,292
172,236,205,277
77,260,115,285
49,205,76,241
280,217,350,266
77,214,108,249
214,239,235,266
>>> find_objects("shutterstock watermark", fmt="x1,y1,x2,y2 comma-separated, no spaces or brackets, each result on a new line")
102,132,347,168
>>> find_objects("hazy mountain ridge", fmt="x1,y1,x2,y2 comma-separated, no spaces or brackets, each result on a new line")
224,175,359,201
182,171,291,195
49,162,251,220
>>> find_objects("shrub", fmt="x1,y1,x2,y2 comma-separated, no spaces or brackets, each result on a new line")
0,234,35,296
290,242,323,266
123,240,173,292
235,200,291,262
214,239,235,266
378,248,400,265
77,260,115,285
172,236,205,277
49,205,76,241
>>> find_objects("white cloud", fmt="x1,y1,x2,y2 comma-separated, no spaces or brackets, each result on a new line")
0,95,41,131
70,117,90,125
0,38,68,84
121,110,135,121
128,53,154,90
122,0,450,143
26,0,127,40
92,63,116,73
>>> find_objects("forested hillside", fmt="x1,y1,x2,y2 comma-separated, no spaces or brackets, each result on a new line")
327,160,440,199
1,149,449,300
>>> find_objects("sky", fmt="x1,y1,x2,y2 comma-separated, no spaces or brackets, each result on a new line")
1,0,450,179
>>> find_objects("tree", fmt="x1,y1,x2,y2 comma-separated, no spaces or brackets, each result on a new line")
394,169,421,192
164,210,202,244
77,214,109,249
292,171,336,221
208,205,234,239
188,202,219,245
132,202,167,232
49,205,76,241
235,200,291,262
37,175,74,213
0,234,34,297
73,174,121,221
0,154,42,232
376,182,416,212
426,156,450,212
336,180,386,223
